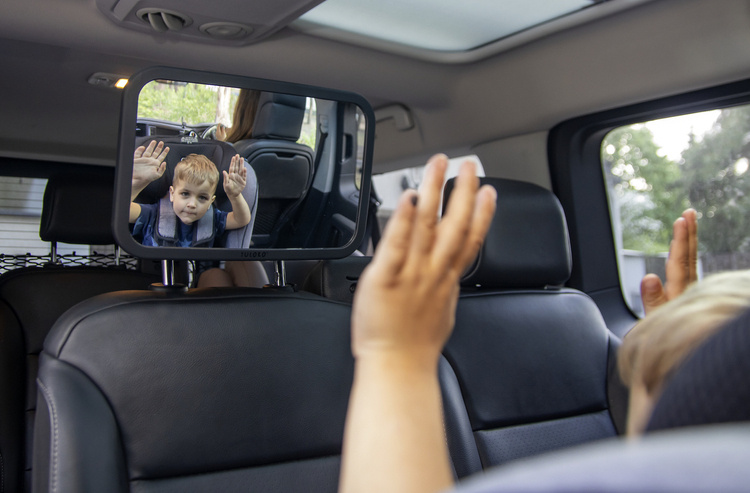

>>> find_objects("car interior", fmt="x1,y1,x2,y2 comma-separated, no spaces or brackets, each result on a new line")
2,0,750,492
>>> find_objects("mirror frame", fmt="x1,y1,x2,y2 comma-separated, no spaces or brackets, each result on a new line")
114,66,375,261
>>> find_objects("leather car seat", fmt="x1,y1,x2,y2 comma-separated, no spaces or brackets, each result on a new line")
232,93,314,248
440,177,627,478
0,172,159,493
32,287,355,493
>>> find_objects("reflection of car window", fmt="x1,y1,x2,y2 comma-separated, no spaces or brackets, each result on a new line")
371,155,485,231
602,106,750,316
137,82,317,147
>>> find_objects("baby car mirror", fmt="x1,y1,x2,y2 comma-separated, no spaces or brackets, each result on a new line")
114,66,374,261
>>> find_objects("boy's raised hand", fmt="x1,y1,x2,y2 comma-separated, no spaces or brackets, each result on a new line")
640,208,698,315
351,155,497,365
132,140,169,188
223,154,247,198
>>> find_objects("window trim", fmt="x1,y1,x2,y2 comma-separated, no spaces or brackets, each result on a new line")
548,78,750,335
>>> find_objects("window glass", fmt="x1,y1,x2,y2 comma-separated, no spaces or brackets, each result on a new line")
371,155,485,233
602,105,750,316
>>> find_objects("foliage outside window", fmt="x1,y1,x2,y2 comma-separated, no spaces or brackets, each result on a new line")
137,81,316,146
603,105,750,315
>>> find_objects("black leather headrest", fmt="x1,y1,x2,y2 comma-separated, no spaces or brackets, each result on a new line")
250,93,306,141
133,136,238,206
443,177,571,289
39,173,115,245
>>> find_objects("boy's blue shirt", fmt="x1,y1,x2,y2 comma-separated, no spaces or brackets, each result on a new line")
133,202,228,247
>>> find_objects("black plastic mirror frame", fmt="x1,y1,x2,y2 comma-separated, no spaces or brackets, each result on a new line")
114,66,375,261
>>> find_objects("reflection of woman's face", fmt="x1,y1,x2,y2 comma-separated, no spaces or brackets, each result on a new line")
169,179,216,225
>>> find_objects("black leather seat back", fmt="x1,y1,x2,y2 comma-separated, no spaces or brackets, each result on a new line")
0,173,159,493
134,136,259,248
647,305,750,432
441,177,624,477
33,289,354,493
232,93,314,247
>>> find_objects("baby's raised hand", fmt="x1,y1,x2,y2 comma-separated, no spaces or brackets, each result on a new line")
223,154,247,198
133,140,169,187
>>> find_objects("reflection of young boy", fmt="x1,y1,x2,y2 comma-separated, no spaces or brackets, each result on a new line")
129,140,251,247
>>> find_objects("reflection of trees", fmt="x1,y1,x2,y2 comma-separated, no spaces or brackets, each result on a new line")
604,105,750,272
137,82,237,126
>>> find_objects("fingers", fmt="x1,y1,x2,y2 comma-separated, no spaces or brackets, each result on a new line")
664,214,691,301
369,190,418,279
154,144,169,163
409,155,448,258
641,273,668,316
683,208,698,283
134,145,146,159
456,184,497,270
432,160,481,270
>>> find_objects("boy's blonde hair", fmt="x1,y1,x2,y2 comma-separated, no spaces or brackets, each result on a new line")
619,269,750,395
173,154,220,192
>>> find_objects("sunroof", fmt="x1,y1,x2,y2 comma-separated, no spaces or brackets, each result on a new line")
297,0,600,52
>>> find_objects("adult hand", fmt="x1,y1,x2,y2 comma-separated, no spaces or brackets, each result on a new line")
640,208,698,315
132,140,169,190
223,154,247,198
351,155,497,365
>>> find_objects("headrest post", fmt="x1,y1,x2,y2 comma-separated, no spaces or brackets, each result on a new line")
50,241,58,264
114,245,121,266
273,260,287,287
161,260,175,286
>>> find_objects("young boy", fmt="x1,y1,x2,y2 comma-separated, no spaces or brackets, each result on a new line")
129,140,251,247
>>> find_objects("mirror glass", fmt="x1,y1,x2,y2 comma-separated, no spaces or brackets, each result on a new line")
114,67,374,261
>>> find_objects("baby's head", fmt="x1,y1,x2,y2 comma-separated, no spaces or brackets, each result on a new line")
619,269,750,436
168,154,220,225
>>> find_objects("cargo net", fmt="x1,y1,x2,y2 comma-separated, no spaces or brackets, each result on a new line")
0,252,139,275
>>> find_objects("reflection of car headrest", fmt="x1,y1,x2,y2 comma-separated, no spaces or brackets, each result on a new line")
647,305,750,432
251,93,306,141
134,136,238,206
442,177,571,289
39,172,116,245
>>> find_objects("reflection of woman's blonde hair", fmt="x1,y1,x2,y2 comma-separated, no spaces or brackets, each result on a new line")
173,154,219,192
619,270,750,395
224,89,261,143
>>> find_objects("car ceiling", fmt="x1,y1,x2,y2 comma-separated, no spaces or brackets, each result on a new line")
1,0,750,176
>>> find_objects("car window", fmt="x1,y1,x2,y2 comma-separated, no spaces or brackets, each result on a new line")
372,155,485,232
602,105,750,316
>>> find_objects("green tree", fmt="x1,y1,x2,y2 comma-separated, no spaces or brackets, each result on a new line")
681,106,750,253
137,82,223,125
602,125,687,252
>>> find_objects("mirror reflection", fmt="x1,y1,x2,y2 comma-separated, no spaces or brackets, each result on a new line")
129,80,368,251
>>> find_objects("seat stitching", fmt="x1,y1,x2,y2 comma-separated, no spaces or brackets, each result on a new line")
36,379,59,493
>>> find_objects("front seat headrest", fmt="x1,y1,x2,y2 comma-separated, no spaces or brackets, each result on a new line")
39,173,115,245
250,92,306,141
442,177,572,289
